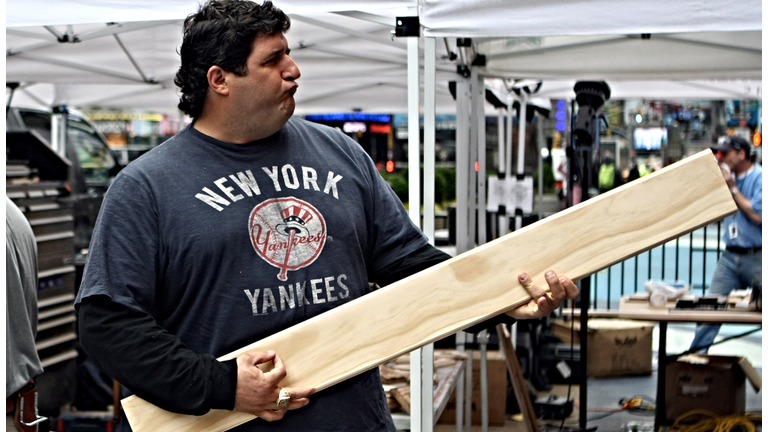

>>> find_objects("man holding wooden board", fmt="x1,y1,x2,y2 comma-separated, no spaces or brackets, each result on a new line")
74,1,578,430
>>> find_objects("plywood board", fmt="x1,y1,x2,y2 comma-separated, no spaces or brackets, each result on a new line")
122,150,736,431
390,386,412,414
496,324,539,432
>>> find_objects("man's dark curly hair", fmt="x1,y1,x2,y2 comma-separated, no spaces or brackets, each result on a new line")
174,0,291,119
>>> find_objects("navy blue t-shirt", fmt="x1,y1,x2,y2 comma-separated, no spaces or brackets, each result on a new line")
76,117,428,430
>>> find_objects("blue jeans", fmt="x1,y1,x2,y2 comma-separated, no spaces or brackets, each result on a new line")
690,249,762,352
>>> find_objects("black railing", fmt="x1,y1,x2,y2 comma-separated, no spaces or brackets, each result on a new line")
589,220,725,309
441,212,727,310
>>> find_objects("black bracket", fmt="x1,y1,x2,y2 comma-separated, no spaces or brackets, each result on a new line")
395,16,420,37
456,65,471,78
471,54,486,67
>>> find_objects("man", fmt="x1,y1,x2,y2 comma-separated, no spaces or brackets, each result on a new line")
7,197,45,431
690,135,761,352
75,1,579,430
597,150,624,193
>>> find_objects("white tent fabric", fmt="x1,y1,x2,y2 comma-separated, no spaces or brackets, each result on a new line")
421,0,762,37
6,0,763,118
479,32,761,80
6,0,414,27
420,0,761,100
6,2,470,115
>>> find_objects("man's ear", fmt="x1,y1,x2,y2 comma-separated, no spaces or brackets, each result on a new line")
207,66,229,96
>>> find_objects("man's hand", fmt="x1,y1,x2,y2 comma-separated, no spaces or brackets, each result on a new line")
233,351,315,421
720,166,737,189
506,271,579,320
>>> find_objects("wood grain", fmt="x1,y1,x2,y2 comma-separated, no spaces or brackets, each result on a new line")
122,150,736,431
496,324,539,432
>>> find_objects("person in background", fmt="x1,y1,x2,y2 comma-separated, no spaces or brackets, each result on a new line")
597,150,625,193
75,1,579,430
690,135,762,352
6,197,45,432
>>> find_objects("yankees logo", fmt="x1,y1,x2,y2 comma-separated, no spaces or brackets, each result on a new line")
249,197,327,281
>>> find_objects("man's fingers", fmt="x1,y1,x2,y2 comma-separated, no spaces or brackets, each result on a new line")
560,276,580,299
270,353,285,371
263,354,287,383
243,350,276,366
285,387,316,400
256,409,285,422
518,273,545,298
280,387,315,411
286,397,311,411
544,270,566,302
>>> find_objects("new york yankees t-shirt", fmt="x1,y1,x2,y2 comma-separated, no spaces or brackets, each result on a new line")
76,117,428,430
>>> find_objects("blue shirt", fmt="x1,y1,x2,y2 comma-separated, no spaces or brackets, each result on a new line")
723,164,762,248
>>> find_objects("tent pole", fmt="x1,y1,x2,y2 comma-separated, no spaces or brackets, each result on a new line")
537,115,544,220
506,95,514,181
406,15,425,431
498,108,506,180
474,73,489,432
497,107,508,238
476,75,486,245
423,37,436,246
456,78,471,254
454,77,471,432
420,35,437,432
515,94,527,232
406,33,420,227
468,70,478,251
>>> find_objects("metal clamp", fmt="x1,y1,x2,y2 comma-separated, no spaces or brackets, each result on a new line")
19,392,47,427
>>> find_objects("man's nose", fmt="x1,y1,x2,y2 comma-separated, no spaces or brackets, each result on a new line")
284,57,301,81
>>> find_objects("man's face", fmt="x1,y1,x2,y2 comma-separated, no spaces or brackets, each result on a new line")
228,33,300,135
718,148,743,171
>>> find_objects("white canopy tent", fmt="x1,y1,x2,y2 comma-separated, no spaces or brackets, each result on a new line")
7,2,463,115
5,1,762,431
419,2,761,431
6,0,763,117
414,0,762,244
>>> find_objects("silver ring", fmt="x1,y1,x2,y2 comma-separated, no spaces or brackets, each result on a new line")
276,388,291,409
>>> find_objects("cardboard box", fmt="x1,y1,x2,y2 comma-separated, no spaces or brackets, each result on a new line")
552,318,654,377
665,355,762,423
437,350,507,425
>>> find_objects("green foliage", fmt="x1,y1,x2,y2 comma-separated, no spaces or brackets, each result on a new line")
434,167,455,205
379,170,409,202
378,166,457,207
534,162,556,193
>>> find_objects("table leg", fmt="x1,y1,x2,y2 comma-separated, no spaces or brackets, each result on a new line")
655,321,667,431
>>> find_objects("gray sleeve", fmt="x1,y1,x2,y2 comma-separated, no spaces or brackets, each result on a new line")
6,197,43,396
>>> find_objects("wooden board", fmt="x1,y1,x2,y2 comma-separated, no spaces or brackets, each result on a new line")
121,150,736,431
390,386,412,414
562,308,762,324
496,324,539,432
